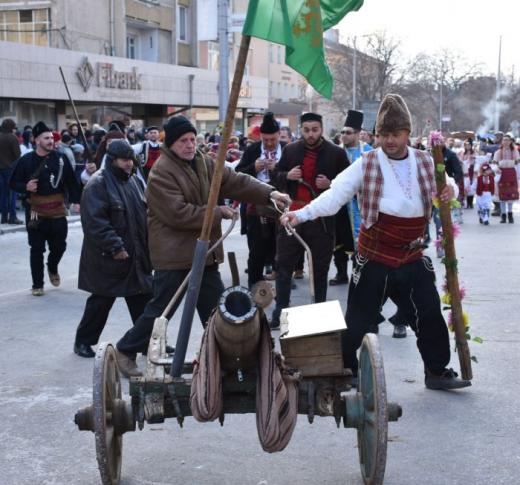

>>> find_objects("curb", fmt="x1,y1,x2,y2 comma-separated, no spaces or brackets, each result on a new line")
0,215,81,236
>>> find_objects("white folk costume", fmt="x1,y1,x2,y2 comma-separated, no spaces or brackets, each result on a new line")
460,151,477,208
292,94,469,390
476,163,495,225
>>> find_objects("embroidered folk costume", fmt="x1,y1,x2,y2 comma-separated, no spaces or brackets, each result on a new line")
288,94,470,390
476,162,495,225
493,138,519,223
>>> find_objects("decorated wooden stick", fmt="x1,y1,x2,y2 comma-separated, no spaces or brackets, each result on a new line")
429,131,473,380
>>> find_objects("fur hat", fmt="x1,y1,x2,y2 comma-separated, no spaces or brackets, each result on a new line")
375,94,412,134
108,120,127,133
344,110,364,131
107,139,135,160
260,112,280,134
33,121,52,138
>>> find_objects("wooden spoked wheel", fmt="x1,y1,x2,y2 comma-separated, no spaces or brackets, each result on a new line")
93,343,123,485
356,333,388,485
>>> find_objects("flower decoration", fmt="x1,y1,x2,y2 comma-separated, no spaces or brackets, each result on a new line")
429,130,445,147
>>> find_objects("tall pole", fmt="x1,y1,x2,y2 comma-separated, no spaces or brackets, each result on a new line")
439,63,443,131
494,35,502,132
352,37,357,110
218,0,230,123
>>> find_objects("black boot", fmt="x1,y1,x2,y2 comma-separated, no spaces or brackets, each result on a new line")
329,261,349,286
492,202,501,216
508,212,514,223
500,214,507,223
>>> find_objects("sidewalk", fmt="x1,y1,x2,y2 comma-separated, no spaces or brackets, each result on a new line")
0,209,81,235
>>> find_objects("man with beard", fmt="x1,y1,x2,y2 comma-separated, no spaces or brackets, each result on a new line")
269,112,349,329
280,95,469,390
10,121,81,296
236,112,286,288
114,115,290,377
133,126,162,180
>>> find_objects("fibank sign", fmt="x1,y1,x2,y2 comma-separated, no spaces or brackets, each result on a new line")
76,57,142,92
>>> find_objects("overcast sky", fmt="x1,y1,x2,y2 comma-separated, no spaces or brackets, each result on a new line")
338,0,519,77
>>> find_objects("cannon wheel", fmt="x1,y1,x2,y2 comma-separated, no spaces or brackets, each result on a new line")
357,333,388,485
93,343,123,485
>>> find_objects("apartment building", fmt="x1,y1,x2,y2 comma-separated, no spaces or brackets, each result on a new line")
0,0,268,130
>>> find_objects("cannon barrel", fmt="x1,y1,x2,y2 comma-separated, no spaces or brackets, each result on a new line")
213,286,261,371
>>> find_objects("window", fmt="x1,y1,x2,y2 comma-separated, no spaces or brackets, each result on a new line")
277,46,282,64
177,5,189,42
0,9,50,46
269,81,274,97
208,41,219,70
126,35,137,59
269,44,274,63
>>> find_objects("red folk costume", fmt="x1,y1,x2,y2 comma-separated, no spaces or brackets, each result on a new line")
493,147,519,201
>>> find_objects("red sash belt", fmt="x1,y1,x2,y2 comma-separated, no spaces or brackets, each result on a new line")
358,213,427,268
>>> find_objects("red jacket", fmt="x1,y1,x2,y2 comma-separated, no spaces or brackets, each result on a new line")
476,175,494,196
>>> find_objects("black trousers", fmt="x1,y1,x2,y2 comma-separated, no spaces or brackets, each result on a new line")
273,220,333,321
75,293,152,345
343,254,451,374
26,216,68,289
246,215,276,288
117,266,224,356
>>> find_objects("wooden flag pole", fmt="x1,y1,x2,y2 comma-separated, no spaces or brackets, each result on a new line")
430,142,473,380
170,34,251,377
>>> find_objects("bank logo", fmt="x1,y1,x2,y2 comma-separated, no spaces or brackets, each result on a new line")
76,57,95,92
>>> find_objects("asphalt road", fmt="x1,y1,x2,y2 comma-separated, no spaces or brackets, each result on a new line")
0,210,519,485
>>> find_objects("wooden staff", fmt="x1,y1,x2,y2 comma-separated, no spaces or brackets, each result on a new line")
170,35,252,377
430,143,473,380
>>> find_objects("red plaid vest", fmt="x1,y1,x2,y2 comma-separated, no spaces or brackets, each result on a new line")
358,148,435,228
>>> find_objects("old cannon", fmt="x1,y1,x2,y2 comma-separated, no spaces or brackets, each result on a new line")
74,219,402,485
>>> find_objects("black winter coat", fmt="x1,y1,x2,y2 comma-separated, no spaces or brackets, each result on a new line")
271,138,349,232
78,163,153,297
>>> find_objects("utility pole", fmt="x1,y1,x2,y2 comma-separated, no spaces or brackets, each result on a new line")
494,35,502,132
439,62,444,131
218,0,229,124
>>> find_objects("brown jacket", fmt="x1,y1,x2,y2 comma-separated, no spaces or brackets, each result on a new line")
147,147,273,270
0,132,21,170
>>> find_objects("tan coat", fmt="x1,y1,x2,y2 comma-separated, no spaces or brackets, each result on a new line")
147,147,273,270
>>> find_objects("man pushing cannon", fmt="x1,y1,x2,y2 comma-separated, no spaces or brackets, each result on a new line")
281,94,471,391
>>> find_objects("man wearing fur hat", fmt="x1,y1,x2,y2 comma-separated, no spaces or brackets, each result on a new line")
132,126,162,180
114,115,290,377
10,121,81,296
281,95,470,390
270,112,349,329
328,109,369,287
236,112,287,288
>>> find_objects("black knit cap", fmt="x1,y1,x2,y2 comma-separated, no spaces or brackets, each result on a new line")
260,112,280,134
300,112,322,124
145,125,160,133
164,115,197,147
344,110,364,131
107,139,135,160
33,121,52,138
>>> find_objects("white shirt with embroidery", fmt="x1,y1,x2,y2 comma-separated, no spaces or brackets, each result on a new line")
295,147,458,223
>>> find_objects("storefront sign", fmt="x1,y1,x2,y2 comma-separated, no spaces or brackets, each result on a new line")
76,57,142,92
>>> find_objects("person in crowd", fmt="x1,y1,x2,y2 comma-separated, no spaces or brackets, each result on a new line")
68,123,80,144
20,129,34,156
281,94,469,391
0,118,22,225
493,133,519,223
280,126,293,144
73,140,153,358
236,112,286,288
132,126,162,180
56,133,76,171
476,162,495,225
269,112,349,329
113,115,290,377
460,138,477,209
9,121,81,296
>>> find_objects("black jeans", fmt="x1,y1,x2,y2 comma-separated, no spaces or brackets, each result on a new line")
343,254,451,374
246,215,276,288
272,220,333,321
75,293,152,346
26,216,68,289
117,265,224,356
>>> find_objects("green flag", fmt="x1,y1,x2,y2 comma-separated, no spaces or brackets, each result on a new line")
243,0,364,99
